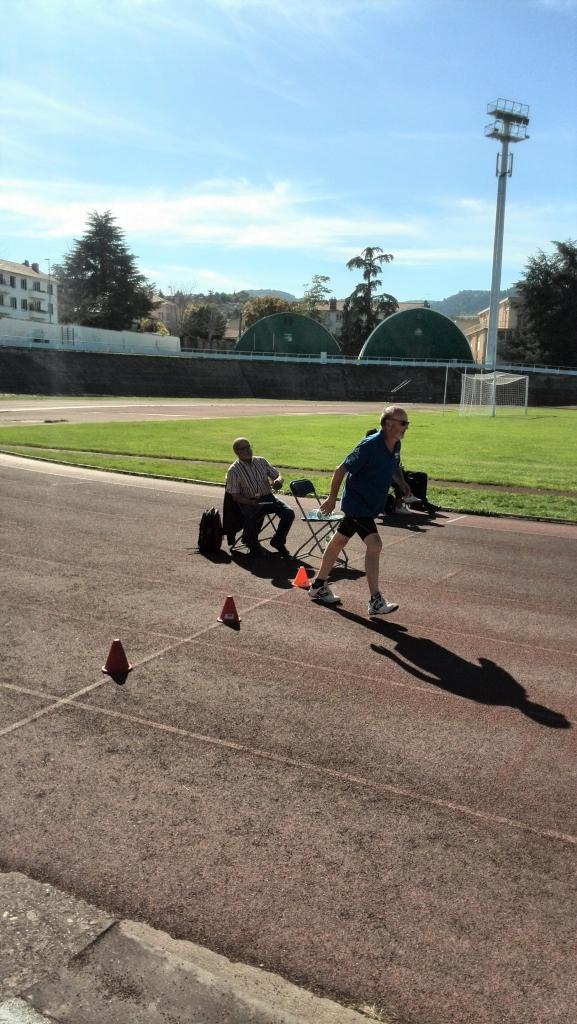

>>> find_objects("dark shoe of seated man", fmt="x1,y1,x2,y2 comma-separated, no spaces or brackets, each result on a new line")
269,537,292,558
247,543,272,558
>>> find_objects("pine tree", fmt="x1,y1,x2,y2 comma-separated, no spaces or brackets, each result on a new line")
512,240,577,367
53,211,154,330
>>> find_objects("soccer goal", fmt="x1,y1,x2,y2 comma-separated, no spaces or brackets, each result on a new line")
460,371,529,415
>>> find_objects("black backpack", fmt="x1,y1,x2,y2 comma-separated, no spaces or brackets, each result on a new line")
198,507,223,554
384,471,437,516
403,471,438,514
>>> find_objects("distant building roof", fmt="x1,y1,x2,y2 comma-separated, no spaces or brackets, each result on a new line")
477,295,516,317
317,299,427,313
236,312,341,355
359,307,474,361
0,258,49,280
397,300,429,311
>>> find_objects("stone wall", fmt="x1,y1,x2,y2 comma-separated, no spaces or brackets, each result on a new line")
1,347,576,406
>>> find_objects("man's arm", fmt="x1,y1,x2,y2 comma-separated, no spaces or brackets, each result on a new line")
264,460,283,491
392,464,411,498
319,464,346,514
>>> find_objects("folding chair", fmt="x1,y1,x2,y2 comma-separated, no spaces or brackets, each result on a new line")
289,479,348,567
222,491,277,552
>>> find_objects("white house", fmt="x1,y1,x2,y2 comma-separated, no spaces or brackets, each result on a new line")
0,259,58,324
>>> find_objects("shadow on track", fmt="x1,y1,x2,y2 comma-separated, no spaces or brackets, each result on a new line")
378,510,450,534
228,553,364,589
332,608,571,729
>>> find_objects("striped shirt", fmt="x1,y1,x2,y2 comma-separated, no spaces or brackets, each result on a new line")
225,456,279,499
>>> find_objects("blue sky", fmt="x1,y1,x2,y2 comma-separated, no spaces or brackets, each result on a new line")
2,0,576,301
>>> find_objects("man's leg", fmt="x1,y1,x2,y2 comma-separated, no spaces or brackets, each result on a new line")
363,531,398,615
308,530,350,603
260,496,295,545
363,531,383,595
240,505,262,551
314,530,349,580
257,495,295,554
392,481,404,511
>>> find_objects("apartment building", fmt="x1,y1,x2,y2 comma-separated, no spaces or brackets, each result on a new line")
459,297,518,363
0,259,58,324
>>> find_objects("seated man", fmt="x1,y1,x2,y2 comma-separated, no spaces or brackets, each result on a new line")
225,437,295,558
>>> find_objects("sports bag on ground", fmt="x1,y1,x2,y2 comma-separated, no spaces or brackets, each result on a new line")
198,507,223,554
403,471,437,514
384,471,437,515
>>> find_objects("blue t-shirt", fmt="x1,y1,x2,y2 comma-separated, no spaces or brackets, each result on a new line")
340,432,401,517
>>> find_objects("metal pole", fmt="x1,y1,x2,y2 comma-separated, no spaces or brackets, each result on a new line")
484,99,529,399
443,364,449,413
487,138,510,416
486,139,510,368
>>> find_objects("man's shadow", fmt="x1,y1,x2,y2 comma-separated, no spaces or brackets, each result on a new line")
229,549,300,589
190,546,296,589
228,553,364,589
378,511,450,533
333,609,570,729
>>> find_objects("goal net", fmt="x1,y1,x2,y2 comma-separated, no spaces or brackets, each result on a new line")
459,371,528,415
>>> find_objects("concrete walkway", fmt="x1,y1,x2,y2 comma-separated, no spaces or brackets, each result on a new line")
0,872,371,1024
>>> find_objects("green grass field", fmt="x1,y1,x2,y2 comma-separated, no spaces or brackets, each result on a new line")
1,407,575,522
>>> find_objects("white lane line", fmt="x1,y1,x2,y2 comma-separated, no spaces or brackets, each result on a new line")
0,593,283,740
59,698,577,848
5,677,572,847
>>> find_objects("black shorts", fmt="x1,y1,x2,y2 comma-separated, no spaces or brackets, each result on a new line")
337,515,378,540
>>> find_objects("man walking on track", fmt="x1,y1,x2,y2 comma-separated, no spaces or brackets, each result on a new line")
226,437,295,558
309,406,410,615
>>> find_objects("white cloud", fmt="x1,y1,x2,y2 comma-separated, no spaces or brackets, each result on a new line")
143,263,249,291
1,175,573,286
0,176,420,253
0,78,239,157
532,0,577,10
205,0,420,50
0,79,157,143
212,0,410,14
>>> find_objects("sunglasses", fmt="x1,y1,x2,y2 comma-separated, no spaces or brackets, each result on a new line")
387,418,410,427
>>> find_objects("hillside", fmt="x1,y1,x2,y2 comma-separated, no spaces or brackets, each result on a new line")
428,288,516,317
245,289,296,301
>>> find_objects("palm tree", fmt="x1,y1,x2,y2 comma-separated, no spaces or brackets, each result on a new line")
342,247,398,356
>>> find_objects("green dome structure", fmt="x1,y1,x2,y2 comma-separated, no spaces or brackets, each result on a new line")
236,313,341,356
358,308,473,362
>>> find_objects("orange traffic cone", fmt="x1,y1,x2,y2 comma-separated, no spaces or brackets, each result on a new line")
292,565,310,588
102,639,132,684
217,595,241,626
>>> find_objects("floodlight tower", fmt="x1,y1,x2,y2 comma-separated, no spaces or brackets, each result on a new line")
484,98,529,371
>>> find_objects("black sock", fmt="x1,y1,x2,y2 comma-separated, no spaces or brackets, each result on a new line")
311,578,326,589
